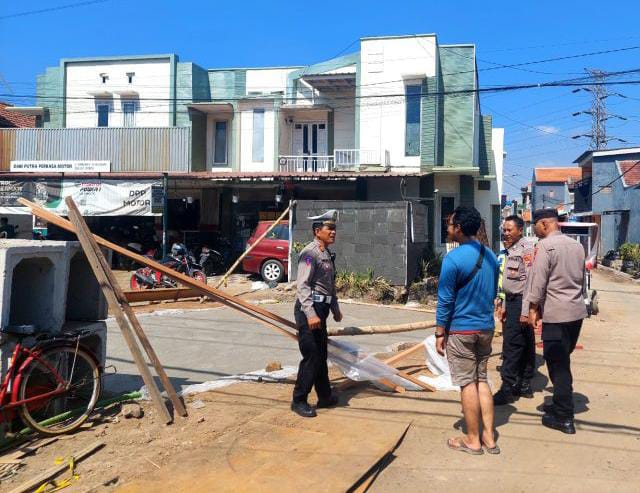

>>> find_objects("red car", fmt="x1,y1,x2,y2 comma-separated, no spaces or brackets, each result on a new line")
242,221,289,283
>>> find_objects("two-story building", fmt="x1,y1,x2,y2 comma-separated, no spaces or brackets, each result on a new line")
1,33,503,256
573,147,640,253
531,167,582,215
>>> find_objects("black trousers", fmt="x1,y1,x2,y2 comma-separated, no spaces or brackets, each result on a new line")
500,295,536,388
292,300,332,403
542,320,582,419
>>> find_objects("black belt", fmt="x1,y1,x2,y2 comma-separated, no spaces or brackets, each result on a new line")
505,293,523,301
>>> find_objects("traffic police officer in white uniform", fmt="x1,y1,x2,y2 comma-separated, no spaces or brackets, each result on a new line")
291,210,342,418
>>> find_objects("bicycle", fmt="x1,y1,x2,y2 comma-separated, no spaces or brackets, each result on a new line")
0,325,102,436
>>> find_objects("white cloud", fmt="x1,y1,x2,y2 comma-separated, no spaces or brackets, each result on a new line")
535,125,560,134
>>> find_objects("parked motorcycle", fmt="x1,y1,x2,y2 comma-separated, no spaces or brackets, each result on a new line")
198,245,226,276
129,243,206,290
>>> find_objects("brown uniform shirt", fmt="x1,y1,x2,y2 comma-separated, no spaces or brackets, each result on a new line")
503,237,536,296
296,239,339,319
522,230,587,322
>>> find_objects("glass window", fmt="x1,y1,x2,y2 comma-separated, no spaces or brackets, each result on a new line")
277,226,290,241
122,101,135,127
97,104,109,127
405,84,421,156
252,109,265,162
214,121,227,164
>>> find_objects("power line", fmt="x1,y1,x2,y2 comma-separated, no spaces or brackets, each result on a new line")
0,0,111,20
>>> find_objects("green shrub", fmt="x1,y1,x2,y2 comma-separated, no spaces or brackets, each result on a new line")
620,243,640,262
335,269,394,302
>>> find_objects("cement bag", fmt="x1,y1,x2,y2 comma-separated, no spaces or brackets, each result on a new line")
327,339,421,391
418,335,460,392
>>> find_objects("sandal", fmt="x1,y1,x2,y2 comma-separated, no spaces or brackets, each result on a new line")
482,442,501,455
447,437,484,455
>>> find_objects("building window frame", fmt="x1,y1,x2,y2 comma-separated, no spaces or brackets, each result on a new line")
213,120,228,165
404,83,422,157
122,101,136,127
252,109,265,163
97,103,110,127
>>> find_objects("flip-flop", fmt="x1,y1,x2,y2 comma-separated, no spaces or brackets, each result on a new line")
447,437,484,455
482,443,501,455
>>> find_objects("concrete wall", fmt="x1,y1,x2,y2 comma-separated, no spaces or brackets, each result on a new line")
65,58,172,128
291,200,428,286
532,182,568,210
359,35,437,170
492,127,505,197
246,68,296,94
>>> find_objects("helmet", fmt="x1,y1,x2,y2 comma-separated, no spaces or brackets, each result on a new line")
171,243,187,256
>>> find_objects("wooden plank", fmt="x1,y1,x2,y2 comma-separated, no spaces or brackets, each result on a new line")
65,200,172,425
215,201,294,288
19,198,411,394
8,441,104,493
384,342,424,366
0,438,58,462
123,287,203,303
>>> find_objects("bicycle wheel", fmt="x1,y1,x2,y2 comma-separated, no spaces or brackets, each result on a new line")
18,345,101,435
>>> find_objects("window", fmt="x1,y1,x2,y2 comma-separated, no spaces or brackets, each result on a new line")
440,196,455,244
214,121,227,165
477,180,491,191
252,109,265,162
405,84,421,156
97,104,109,127
122,101,135,127
267,225,290,241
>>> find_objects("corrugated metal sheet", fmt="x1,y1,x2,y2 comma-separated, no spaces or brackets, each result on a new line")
0,127,191,172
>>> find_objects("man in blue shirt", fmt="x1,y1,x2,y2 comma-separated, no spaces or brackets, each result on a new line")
435,206,499,455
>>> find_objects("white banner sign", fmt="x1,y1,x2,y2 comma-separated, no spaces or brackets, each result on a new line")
10,160,111,173
0,179,163,216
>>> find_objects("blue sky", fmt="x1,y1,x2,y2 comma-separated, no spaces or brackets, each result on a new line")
2,0,640,199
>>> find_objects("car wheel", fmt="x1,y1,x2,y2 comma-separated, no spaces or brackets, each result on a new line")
261,259,284,283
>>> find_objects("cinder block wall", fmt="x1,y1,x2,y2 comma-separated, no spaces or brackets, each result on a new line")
291,201,422,286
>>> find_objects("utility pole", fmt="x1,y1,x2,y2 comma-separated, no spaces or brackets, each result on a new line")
572,68,628,149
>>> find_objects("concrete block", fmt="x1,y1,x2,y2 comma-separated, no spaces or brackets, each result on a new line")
66,245,109,321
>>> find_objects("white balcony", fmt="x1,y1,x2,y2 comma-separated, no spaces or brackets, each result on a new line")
277,149,389,174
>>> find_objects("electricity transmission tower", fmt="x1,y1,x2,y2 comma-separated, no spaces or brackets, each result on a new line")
572,68,627,149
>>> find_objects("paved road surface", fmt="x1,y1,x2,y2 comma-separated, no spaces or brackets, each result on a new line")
104,302,435,394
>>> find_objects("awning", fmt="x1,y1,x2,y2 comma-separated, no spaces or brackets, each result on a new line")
114,90,140,97
87,90,113,98
301,73,355,90
187,103,234,115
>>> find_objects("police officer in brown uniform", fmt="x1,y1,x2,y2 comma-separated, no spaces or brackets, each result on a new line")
524,208,587,434
291,210,342,418
493,215,537,405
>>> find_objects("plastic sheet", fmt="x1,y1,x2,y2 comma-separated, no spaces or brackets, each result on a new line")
327,339,422,391
419,335,460,392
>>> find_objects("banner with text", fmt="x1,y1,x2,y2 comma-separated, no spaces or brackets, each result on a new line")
0,179,163,216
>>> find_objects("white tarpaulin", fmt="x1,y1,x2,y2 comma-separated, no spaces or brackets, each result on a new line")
0,179,163,216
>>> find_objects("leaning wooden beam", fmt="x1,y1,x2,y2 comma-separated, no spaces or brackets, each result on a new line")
123,287,203,303
8,441,104,493
216,201,295,288
384,342,425,366
66,200,174,424
328,321,436,336
19,198,412,393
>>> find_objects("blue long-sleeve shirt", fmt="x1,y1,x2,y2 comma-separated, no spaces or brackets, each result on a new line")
436,241,498,332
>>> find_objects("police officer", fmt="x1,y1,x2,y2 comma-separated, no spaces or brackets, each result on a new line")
493,215,536,405
524,208,587,434
291,210,342,418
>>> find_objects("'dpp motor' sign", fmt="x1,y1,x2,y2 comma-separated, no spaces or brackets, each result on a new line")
0,179,162,216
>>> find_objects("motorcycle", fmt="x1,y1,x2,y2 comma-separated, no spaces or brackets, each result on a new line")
129,243,206,290
198,245,226,276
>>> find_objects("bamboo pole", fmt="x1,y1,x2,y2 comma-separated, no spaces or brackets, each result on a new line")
215,201,295,288
65,199,173,423
327,321,436,336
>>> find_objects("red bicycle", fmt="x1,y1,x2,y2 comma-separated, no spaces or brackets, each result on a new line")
0,326,101,436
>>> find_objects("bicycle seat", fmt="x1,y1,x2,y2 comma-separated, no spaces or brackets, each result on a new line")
2,324,36,336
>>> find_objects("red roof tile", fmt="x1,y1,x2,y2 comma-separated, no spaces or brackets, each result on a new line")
534,167,582,184
0,102,36,128
618,160,640,187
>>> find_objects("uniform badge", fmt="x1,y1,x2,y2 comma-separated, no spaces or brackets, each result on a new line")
304,256,313,266
523,253,532,266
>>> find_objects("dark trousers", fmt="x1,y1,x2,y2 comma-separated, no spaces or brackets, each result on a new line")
542,320,582,419
292,300,332,403
500,295,536,388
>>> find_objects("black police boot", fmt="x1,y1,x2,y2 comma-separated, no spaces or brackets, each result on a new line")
543,402,555,414
493,387,516,405
317,395,339,409
291,401,317,418
515,380,534,398
542,413,576,434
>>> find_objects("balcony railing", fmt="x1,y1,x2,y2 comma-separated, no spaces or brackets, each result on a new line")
278,149,388,174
